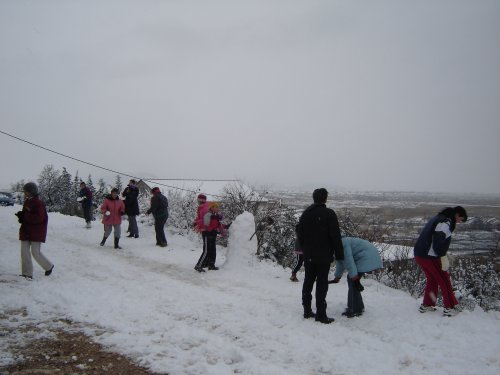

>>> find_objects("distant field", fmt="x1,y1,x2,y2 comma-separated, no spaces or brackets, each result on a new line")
266,190,500,256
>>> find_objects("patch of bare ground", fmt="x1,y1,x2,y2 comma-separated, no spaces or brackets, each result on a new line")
0,312,166,375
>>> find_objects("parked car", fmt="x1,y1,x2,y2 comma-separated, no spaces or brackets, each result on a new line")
0,192,15,206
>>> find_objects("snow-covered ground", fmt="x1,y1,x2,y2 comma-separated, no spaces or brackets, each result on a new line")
1,205,499,375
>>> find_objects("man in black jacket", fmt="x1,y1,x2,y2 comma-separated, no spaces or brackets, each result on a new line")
122,179,140,238
296,188,344,324
146,187,169,247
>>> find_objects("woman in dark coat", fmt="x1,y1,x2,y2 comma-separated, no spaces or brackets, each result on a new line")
16,182,54,279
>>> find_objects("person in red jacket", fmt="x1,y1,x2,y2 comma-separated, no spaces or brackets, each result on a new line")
16,182,54,280
99,188,125,249
194,199,228,272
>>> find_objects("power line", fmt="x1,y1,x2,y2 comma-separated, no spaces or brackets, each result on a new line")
0,129,231,197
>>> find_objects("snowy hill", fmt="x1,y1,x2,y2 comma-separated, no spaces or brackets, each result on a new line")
1,205,499,375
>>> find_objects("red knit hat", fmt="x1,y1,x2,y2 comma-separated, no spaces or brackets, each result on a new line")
197,194,207,202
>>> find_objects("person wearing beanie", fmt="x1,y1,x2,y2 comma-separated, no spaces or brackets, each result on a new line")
193,201,229,272
77,182,93,228
296,188,344,324
146,187,169,247
122,179,140,238
99,188,125,249
16,182,54,279
192,194,210,272
414,206,468,317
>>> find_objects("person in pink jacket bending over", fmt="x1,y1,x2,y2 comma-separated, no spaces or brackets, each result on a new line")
99,188,125,249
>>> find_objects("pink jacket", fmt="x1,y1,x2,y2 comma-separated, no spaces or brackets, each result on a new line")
194,202,209,232
100,196,125,225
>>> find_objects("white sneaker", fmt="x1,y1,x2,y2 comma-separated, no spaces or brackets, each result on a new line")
443,308,460,317
419,304,437,313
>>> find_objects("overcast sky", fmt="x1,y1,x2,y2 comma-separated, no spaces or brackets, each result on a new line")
1,0,499,194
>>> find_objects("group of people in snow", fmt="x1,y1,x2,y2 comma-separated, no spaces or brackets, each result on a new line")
15,182,467,319
15,180,228,278
292,188,467,323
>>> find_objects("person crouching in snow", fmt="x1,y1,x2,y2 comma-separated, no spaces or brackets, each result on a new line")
194,201,228,272
16,182,54,280
329,236,382,318
99,188,125,249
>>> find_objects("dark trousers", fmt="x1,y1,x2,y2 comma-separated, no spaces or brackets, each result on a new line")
292,253,304,274
196,231,217,268
154,215,167,245
82,204,92,223
204,231,217,267
347,274,365,314
302,259,330,318
127,215,139,236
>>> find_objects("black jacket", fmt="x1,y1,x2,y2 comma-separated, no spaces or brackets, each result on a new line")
296,203,344,264
122,185,140,216
147,193,169,219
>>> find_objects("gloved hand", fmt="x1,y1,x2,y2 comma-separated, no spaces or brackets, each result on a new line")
353,280,364,292
15,211,24,223
441,255,450,272
328,277,341,284
105,211,111,216
77,197,85,202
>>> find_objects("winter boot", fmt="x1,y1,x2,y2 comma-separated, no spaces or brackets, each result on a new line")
315,315,335,324
100,236,108,246
114,237,122,249
290,273,299,282
303,309,316,319
315,301,333,323
208,265,219,270
45,265,54,276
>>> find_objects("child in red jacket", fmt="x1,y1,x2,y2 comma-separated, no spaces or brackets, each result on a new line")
194,201,228,272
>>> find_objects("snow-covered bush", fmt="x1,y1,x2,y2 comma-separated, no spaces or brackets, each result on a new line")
450,250,500,311
164,188,197,236
254,204,298,266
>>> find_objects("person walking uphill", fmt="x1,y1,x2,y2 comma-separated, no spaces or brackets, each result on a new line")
414,206,467,317
16,182,54,280
330,237,382,318
77,182,93,228
146,187,169,247
122,179,140,238
296,188,344,324
99,188,125,249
